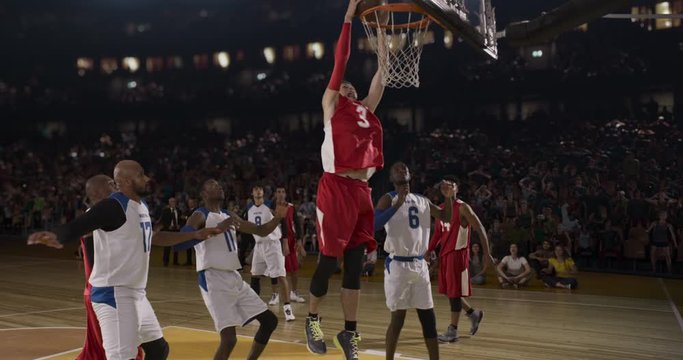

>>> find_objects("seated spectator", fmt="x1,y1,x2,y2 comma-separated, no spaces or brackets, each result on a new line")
470,243,486,285
496,244,532,289
648,211,677,273
529,240,553,278
542,245,579,289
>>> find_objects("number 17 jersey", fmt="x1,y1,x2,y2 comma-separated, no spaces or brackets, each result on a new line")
321,95,384,174
383,193,432,257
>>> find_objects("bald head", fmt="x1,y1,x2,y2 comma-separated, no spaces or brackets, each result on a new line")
113,160,151,199
85,174,116,206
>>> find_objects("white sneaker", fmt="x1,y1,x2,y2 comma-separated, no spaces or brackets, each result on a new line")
284,304,296,321
290,291,306,303
268,293,279,306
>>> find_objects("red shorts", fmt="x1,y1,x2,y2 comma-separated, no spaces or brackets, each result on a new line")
316,172,377,257
284,237,300,273
76,293,143,360
438,249,471,298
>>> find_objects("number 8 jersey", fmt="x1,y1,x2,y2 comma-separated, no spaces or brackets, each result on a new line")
90,192,152,289
383,192,432,257
321,95,384,174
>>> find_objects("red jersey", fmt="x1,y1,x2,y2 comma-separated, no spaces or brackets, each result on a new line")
321,95,383,174
284,204,296,242
428,200,471,257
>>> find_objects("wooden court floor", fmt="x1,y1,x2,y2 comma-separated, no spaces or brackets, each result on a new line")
1,242,683,360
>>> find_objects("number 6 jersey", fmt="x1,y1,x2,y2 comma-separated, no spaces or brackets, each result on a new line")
321,95,384,174
383,192,432,257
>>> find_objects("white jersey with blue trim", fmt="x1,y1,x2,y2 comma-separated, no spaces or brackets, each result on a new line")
90,192,152,289
194,208,241,272
384,192,432,257
247,204,281,243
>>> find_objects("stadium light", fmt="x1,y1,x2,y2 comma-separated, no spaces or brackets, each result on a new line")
307,42,325,60
444,31,454,49
215,52,230,69
263,47,276,64
123,57,140,73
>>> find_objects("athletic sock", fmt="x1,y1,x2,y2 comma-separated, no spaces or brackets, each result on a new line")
308,313,318,320
345,320,357,332
284,302,290,306
465,308,474,316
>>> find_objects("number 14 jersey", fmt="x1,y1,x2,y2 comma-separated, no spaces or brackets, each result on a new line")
321,95,384,174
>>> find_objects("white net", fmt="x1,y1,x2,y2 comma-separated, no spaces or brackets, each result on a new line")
360,8,431,89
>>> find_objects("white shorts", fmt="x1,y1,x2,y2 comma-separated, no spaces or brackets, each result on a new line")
384,257,434,312
91,286,163,360
251,240,286,278
199,269,268,332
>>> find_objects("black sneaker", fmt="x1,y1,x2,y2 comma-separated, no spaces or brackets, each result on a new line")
305,317,326,354
333,330,361,360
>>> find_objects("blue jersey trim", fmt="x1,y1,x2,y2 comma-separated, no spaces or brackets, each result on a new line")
198,270,208,292
91,286,117,309
195,207,210,218
109,192,130,212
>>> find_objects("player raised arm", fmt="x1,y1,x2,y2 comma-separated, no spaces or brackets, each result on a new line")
429,181,455,223
460,203,495,266
170,211,209,251
152,225,222,247
373,183,408,232
361,25,386,113
322,0,362,114
221,202,288,237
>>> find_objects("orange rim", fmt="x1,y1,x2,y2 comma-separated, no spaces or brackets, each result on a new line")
360,3,432,30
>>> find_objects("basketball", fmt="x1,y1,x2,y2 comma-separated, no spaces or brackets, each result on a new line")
355,0,387,17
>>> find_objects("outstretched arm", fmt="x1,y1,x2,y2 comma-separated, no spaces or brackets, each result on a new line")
222,202,288,237
27,198,126,249
172,211,208,251
322,0,361,113
461,203,495,266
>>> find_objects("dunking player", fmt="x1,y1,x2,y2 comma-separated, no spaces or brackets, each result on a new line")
426,179,494,343
269,185,306,304
28,160,221,360
305,0,386,358
374,163,454,360
247,184,295,321
76,174,143,360
172,179,285,360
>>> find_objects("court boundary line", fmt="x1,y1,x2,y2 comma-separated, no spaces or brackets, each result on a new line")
658,278,683,333
470,295,671,313
0,298,202,319
0,326,84,331
34,347,82,360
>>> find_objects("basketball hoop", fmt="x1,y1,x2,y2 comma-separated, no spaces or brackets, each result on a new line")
360,3,432,89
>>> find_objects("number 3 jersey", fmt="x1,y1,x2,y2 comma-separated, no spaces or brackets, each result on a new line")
193,208,241,272
90,192,152,290
383,192,432,257
321,95,384,174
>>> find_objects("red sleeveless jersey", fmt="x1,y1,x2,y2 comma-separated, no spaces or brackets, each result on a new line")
321,96,384,173
428,200,471,256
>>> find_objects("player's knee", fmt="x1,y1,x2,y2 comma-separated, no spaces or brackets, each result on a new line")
416,308,438,339
449,298,462,313
310,255,337,297
254,310,278,344
219,328,238,350
390,311,406,328
341,245,365,290
141,337,169,360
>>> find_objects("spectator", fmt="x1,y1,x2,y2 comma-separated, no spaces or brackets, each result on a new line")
160,197,191,266
469,243,486,285
648,211,677,273
496,243,532,288
542,245,579,289
529,240,553,278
